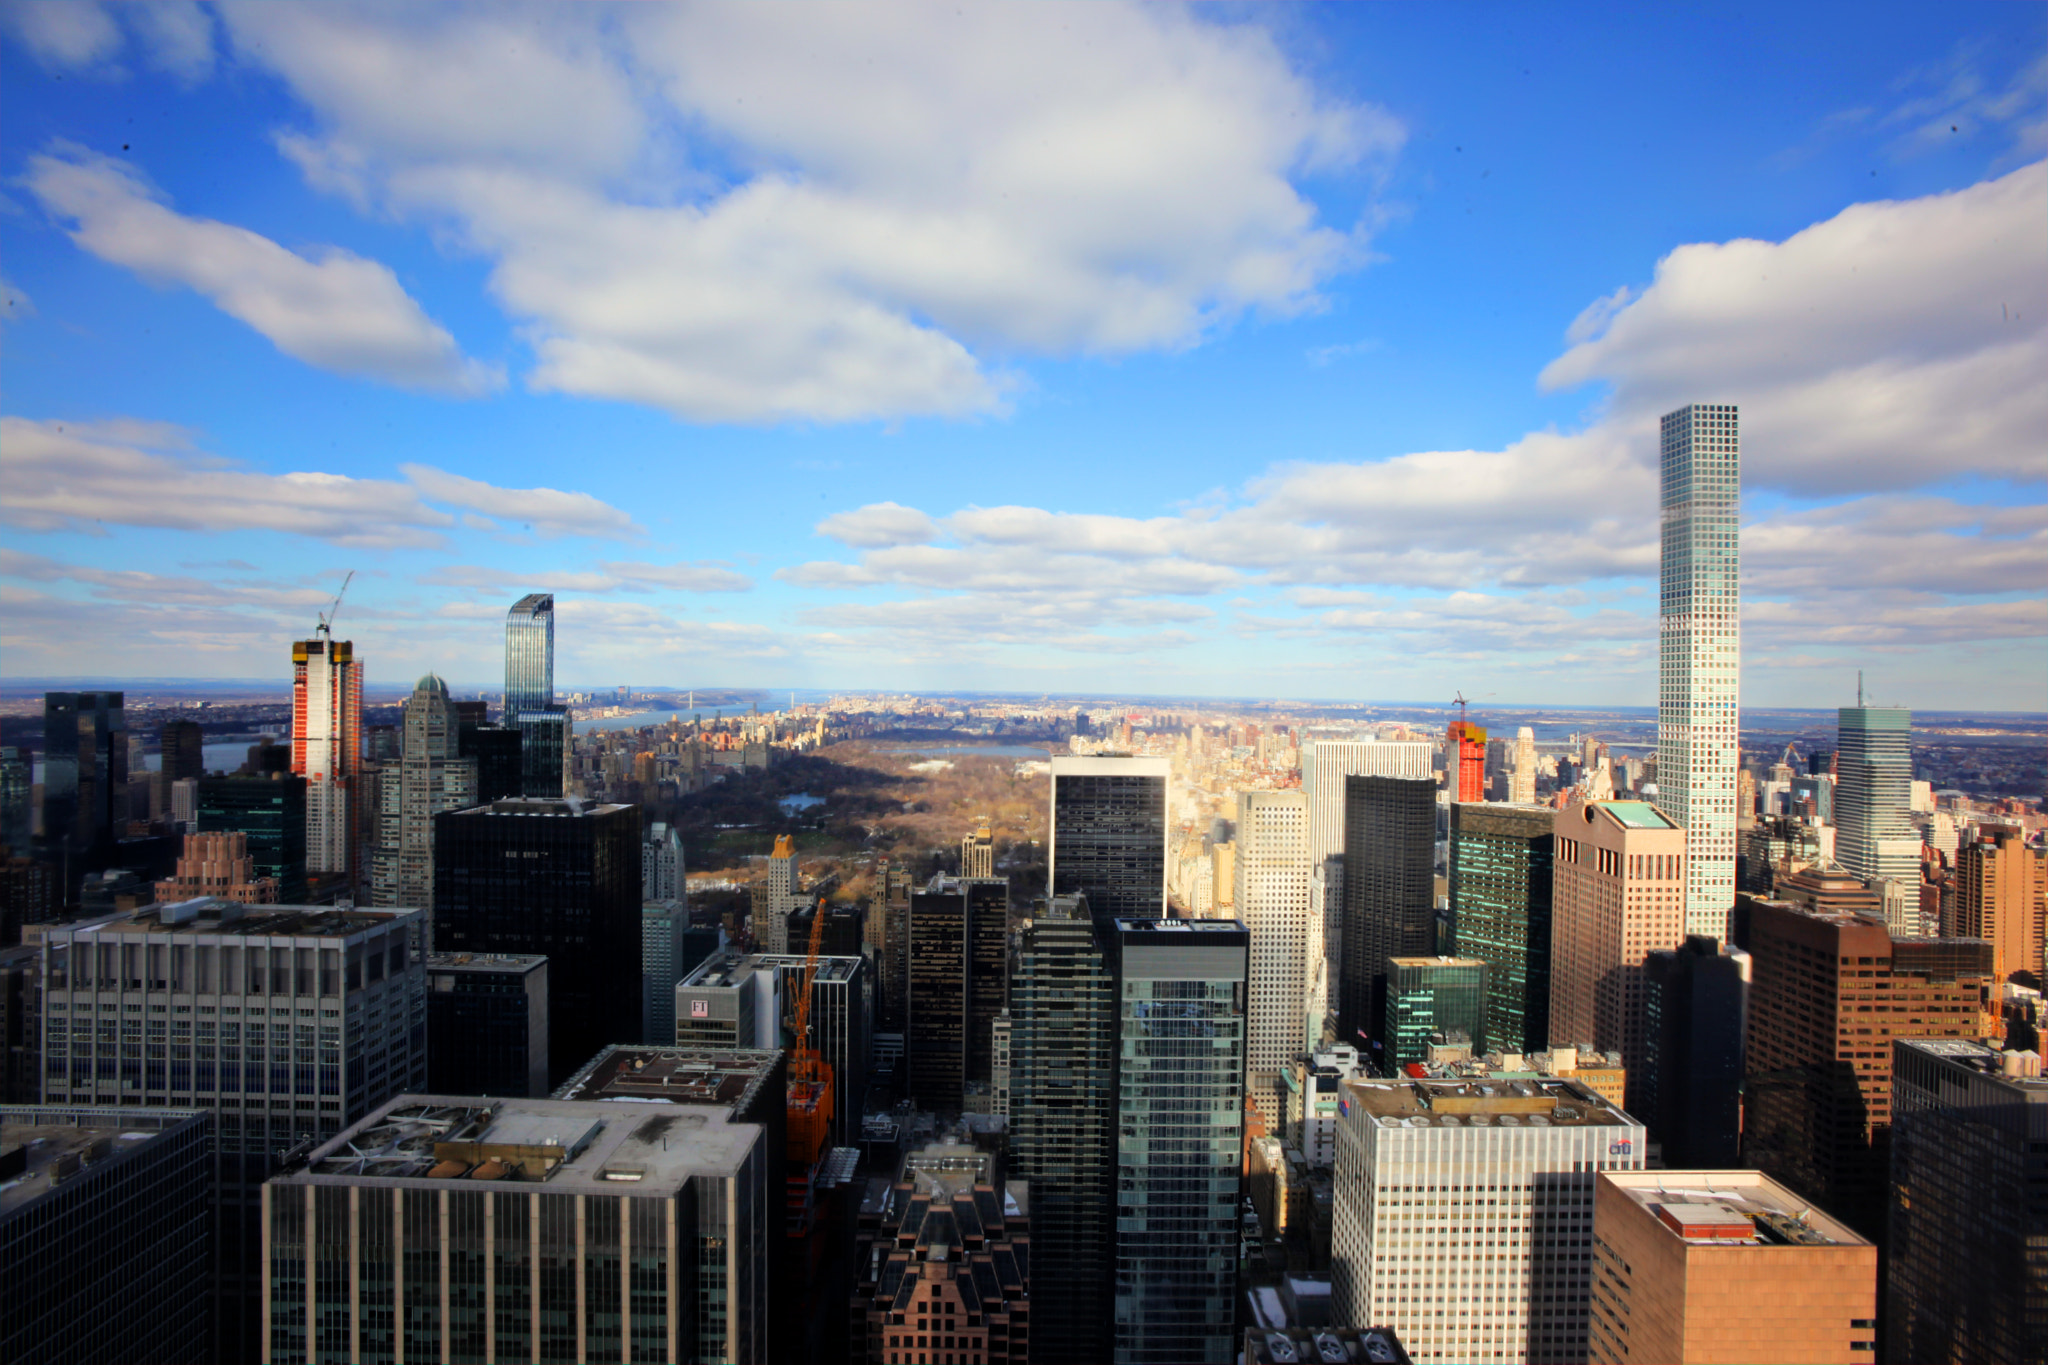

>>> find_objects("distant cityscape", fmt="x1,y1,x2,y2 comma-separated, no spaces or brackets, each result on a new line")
3,403,2041,1365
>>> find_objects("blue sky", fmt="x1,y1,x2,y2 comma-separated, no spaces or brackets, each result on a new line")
2,2,2042,708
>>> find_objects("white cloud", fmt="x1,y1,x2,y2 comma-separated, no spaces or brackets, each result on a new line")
219,2,1402,424
130,1,213,82
25,148,501,396
0,415,640,549
600,561,753,593
2,0,119,70
816,502,939,549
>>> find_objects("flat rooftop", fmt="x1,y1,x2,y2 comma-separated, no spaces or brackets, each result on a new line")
1114,918,1248,934
553,1045,782,1112
457,798,633,818
280,1094,761,1192
426,952,547,974
56,901,420,940
0,1117,199,1218
1343,1077,1630,1128
1601,1170,1869,1248
734,953,864,983
1599,801,1678,830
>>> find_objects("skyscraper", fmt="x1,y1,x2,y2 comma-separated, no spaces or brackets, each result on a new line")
40,691,126,869
159,718,205,783
1048,754,1169,921
1236,788,1310,1124
1549,799,1686,1114
1657,402,1741,939
1835,702,1919,889
1445,718,1487,805
424,951,550,1097
907,873,1008,1113
1640,934,1749,1168
960,817,995,878
1111,917,1248,1365
1449,801,1555,1055
197,774,308,904
290,634,361,881
1007,893,1116,1363
368,673,477,911
504,593,567,798
433,798,642,1084
1383,956,1487,1067
1953,826,2046,983
1886,1038,2047,1365
1337,774,1436,1053
1302,740,1434,1033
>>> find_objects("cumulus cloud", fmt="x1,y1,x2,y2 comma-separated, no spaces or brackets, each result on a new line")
816,502,939,549
130,1,215,83
216,2,1401,423
0,416,640,549
1,0,119,69
25,148,501,396
420,560,752,595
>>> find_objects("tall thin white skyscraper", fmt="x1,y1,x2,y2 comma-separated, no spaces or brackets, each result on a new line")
292,629,360,880
1235,788,1310,1127
1657,402,1741,939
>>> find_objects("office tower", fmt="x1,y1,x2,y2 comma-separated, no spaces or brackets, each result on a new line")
643,819,685,900
1954,826,2045,983
1742,898,1995,1236
757,833,807,953
262,1094,771,1365
1384,956,1487,1068
455,700,523,804
424,952,549,1097
1111,918,1248,1365
906,874,1006,1113
1,945,41,1101
0,1104,215,1365
160,717,205,781
290,635,361,881
1835,703,1917,888
1449,802,1555,1055
153,830,281,904
1302,740,1434,1026
0,747,29,855
197,774,309,903
1886,1038,2047,1365
1008,893,1116,1363
1330,1074,1646,1364
1588,1170,1876,1365
504,593,569,798
1549,799,1686,1113
1640,935,1749,1168
1337,774,1436,1053
674,950,870,1143
640,898,687,1044
1237,789,1311,1124
850,1141,1032,1365
40,691,127,866
433,798,642,1085
369,673,478,912
1656,402,1741,940
1446,718,1487,805
960,817,995,878
38,900,427,1363
1048,754,1169,921
1509,727,1538,805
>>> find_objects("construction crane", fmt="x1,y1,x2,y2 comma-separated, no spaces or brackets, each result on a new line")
316,570,354,639
785,888,836,1172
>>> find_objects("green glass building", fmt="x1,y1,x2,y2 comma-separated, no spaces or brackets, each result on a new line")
1384,955,1488,1069
1448,802,1554,1054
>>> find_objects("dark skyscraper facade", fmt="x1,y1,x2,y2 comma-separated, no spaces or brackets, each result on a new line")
1008,893,1116,1364
198,775,308,904
906,874,1008,1113
1049,755,1169,921
424,951,550,1098
1111,918,1248,1365
433,798,641,1084
159,719,205,784
1641,934,1749,1168
41,691,126,869
1338,774,1436,1051
1448,801,1555,1054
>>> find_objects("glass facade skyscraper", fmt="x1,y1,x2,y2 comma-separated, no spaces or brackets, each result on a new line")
504,593,567,798
1111,918,1247,1365
1049,755,1169,922
1448,801,1554,1054
1657,402,1741,940
1338,774,1436,1053
1835,704,1917,886
1384,955,1487,1068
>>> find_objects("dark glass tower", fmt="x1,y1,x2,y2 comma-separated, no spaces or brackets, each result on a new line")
1008,893,1115,1364
41,691,127,873
1641,934,1748,1168
1448,801,1555,1054
1111,917,1248,1365
906,874,1008,1114
197,775,309,903
1384,955,1487,1068
424,952,550,1098
159,719,206,783
1049,755,1168,922
432,798,642,1084
1338,774,1436,1053
504,594,567,799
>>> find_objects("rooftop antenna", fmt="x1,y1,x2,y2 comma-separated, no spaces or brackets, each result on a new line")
316,570,355,639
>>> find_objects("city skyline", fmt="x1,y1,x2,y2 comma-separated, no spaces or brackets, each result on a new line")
2,4,2043,708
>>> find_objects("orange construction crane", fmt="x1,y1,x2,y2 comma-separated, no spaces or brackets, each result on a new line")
785,890,835,1169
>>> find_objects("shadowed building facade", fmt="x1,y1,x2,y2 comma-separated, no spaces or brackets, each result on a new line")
1449,802,1556,1055
1338,774,1436,1055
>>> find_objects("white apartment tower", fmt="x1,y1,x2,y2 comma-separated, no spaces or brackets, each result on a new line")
1656,403,1741,940
1236,788,1311,1126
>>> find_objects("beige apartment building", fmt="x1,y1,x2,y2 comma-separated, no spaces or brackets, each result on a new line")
1589,1169,1876,1364
1549,800,1686,1114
